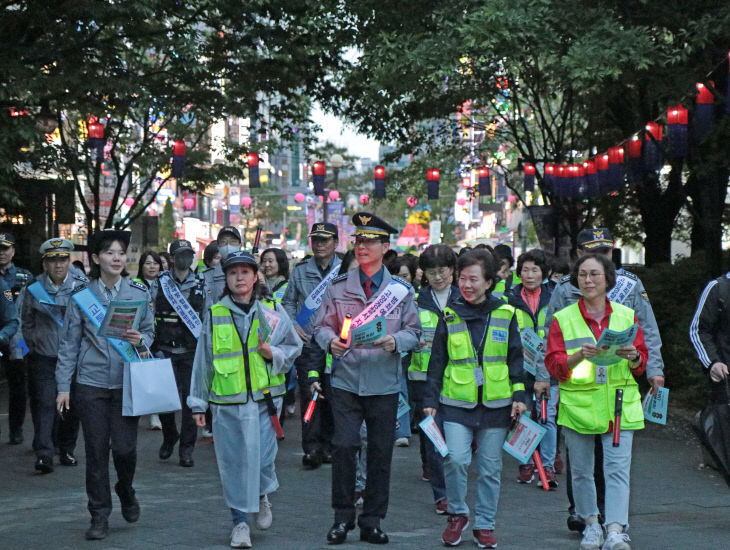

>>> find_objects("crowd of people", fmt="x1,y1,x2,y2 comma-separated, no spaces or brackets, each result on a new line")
2,216,707,550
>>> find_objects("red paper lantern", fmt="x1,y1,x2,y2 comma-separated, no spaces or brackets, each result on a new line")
247,152,259,167
583,160,596,174
183,197,195,210
328,190,340,201
294,192,305,203
644,122,663,141
596,154,609,171
427,168,440,181
312,161,326,195
608,146,624,165
88,121,104,139
241,196,252,207
696,82,714,104
172,139,186,156
313,161,326,176
374,165,385,179
667,104,688,125
523,164,535,176
627,136,642,158
544,163,555,176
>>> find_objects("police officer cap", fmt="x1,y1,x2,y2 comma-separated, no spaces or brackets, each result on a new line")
217,225,241,242
169,239,194,255
577,228,614,250
351,212,397,239
88,229,131,255
40,238,74,259
309,222,338,238
222,251,258,272
0,232,16,248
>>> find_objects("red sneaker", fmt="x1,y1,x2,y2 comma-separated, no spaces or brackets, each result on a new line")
435,498,448,515
441,514,469,546
554,451,564,474
537,466,559,489
517,464,535,484
473,529,498,549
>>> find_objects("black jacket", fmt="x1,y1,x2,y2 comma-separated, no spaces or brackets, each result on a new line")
690,273,730,370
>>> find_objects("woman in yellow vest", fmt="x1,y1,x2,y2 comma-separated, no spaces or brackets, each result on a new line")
424,249,528,549
545,254,647,550
188,251,302,549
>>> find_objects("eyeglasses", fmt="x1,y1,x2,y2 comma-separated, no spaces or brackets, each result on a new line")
577,271,604,280
424,267,452,279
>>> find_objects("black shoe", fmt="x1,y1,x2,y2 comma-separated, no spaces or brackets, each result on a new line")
114,481,140,523
179,455,194,467
59,452,78,466
159,435,179,460
320,451,333,464
360,526,389,544
302,452,322,470
35,456,54,474
85,517,109,540
8,431,23,445
567,512,585,532
327,521,355,544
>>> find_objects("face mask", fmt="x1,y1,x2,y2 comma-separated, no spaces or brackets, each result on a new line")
219,244,240,260
173,253,194,271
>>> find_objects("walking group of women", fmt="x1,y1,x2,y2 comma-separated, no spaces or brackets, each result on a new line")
4,220,664,550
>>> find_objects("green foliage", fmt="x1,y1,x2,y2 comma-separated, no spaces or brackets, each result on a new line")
158,199,175,253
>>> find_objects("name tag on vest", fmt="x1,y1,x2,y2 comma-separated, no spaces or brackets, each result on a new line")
295,267,340,327
608,275,636,304
27,281,64,328
159,273,202,340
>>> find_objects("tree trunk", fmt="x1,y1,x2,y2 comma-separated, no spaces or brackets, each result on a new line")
687,165,729,277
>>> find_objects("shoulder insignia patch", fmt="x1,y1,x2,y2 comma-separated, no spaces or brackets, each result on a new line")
559,274,571,284
73,273,89,283
130,279,148,291
331,273,348,284
3,289,12,301
641,291,649,300
391,275,413,289
619,269,638,281
72,283,88,294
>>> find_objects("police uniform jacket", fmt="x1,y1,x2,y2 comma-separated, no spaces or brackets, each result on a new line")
21,271,88,357
187,295,302,413
538,268,664,382
154,270,205,355
56,277,155,393
203,264,226,311
281,255,341,337
1,263,32,359
0,283,19,349
312,267,420,396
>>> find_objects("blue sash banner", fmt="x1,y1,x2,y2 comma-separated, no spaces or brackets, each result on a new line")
608,275,636,304
295,267,341,328
158,273,202,340
72,288,139,362
27,281,64,328
350,279,410,330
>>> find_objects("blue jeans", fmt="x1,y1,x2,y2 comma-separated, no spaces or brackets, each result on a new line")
538,384,559,468
231,508,249,526
565,428,634,527
443,422,507,530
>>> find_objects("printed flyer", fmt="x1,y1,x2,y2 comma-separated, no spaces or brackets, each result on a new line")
97,300,147,339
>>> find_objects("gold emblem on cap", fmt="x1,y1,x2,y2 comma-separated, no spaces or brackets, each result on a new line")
51,239,63,248
317,224,324,231
358,215,372,225
592,230,603,239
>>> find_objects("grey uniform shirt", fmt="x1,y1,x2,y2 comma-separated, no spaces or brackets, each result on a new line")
203,264,226,311
56,277,155,393
187,295,302,413
312,268,421,396
0,283,18,348
538,268,665,382
21,271,88,357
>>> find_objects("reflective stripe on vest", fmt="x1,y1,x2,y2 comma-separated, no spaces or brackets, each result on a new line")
439,305,522,409
514,306,548,339
409,308,439,381
209,300,286,403
553,301,644,434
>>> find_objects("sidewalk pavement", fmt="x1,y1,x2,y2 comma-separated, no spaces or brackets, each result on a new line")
0,384,728,549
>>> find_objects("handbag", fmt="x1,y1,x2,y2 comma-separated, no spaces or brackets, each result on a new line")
122,353,182,416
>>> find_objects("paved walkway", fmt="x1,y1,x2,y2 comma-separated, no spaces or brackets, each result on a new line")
0,385,728,549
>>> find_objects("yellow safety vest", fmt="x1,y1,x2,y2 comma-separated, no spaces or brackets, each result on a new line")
409,307,440,380
210,299,286,403
553,301,644,434
440,305,525,408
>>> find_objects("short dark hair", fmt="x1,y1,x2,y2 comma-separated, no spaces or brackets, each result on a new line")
261,248,290,280
338,249,357,275
383,249,398,268
419,244,456,271
570,253,616,291
159,251,173,270
456,249,496,292
550,256,569,278
136,250,162,280
493,244,514,268
516,249,548,280
389,255,417,282
203,243,220,268
89,237,129,279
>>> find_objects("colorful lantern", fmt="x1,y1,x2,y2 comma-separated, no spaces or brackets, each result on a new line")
124,197,135,207
312,161,326,195
607,146,624,190
457,197,467,206
523,163,535,192
407,195,418,207
667,104,688,157
183,197,195,210
294,192,305,203
544,163,555,194
241,196,252,208
626,136,643,184
360,194,370,205
328,189,340,201
87,118,105,158
247,152,260,188
643,122,664,171
476,166,490,196
694,82,715,140
172,139,186,179
583,160,598,196
596,154,610,193
426,168,440,199
374,165,386,198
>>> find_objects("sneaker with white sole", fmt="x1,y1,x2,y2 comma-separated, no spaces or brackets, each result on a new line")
580,522,604,550
255,494,272,530
602,531,631,550
395,437,409,447
230,521,252,548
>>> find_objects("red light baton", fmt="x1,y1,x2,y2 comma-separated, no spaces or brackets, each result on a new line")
303,391,319,423
252,226,262,254
613,388,623,447
540,393,548,425
263,390,284,440
532,450,550,491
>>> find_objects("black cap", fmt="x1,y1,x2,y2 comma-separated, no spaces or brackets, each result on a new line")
309,222,338,238
222,251,258,272
577,228,614,250
88,229,131,255
0,232,16,248
351,212,397,239
217,225,241,242
169,239,195,255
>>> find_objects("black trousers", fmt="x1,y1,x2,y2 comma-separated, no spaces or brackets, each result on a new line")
1,355,27,437
295,342,333,455
76,384,139,520
159,353,197,458
27,353,79,458
566,434,605,516
330,387,398,528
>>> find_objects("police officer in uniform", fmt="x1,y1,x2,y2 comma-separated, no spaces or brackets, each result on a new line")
281,222,341,469
313,213,420,545
154,239,206,467
0,276,20,445
203,226,242,310
0,231,33,444
539,228,665,532
22,238,86,473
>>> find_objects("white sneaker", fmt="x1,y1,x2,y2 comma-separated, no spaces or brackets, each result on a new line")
200,428,213,438
149,414,162,430
602,531,631,550
395,437,410,447
579,523,604,550
230,521,252,548
285,404,296,416
255,494,272,530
